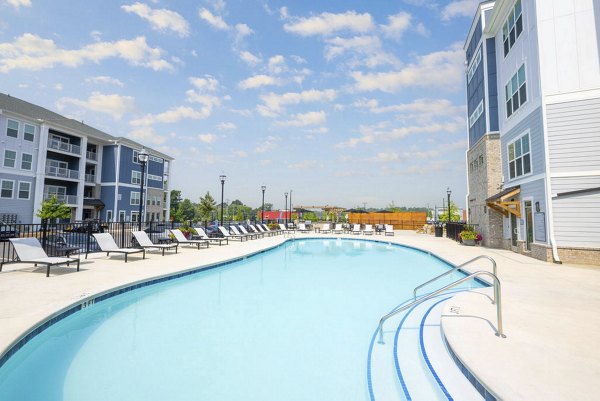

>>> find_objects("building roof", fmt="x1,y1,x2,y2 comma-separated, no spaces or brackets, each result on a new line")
0,92,173,161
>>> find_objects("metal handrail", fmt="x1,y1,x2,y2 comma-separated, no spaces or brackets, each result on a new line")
413,255,496,300
378,271,504,344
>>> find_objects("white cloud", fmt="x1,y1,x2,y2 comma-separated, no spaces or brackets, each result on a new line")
130,106,210,126
198,8,229,30
255,136,280,153
415,22,430,37
279,6,289,19
354,98,464,118
259,88,337,115
235,23,254,41
189,75,219,91
268,55,286,74
0,34,173,73
441,0,479,21
276,110,326,127
209,0,226,12
54,83,63,91
122,3,190,37
239,50,261,66
351,44,464,93
217,122,236,130
380,12,412,40
57,92,135,120
6,0,30,9
284,11,374,37
234,150,248,157
128,126,168,145
325,35,399,68
198,133,218,143
288,160,318,169
238,74,281,89
86,75,125,87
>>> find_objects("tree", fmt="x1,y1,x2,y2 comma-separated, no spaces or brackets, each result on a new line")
438,201,461,222
264,202,273,211
170,190,182,221
178,199,196,221
36,196,71,222
197,192,216,227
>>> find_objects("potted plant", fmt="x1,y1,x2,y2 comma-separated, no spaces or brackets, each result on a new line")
459,229,479,246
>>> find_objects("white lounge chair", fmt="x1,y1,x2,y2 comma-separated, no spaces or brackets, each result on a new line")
2,237,80,277
321,223,332,233
352,224,361,235
363,224,374,235
234,225,259,239
278,223,295,233
297,223,310,233
170,229,210,249
132,231,178,256
247,225,267,238
261,224,280,236
91,233,146,262
385,224,395,236
219,226,248,241
193,227,228,245
333,224,343,234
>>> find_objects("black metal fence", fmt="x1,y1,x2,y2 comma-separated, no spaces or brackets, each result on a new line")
445,222,479,242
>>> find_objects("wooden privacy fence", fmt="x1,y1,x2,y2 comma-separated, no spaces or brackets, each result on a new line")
347,212,427,230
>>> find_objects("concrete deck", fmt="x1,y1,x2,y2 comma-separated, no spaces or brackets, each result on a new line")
1,231,599,400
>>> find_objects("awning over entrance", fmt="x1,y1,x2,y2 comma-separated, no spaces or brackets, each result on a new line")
83,198,105,209
486,186,521,218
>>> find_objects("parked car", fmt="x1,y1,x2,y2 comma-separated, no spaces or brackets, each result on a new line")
0,222,19,240
43,233,99,255
69,220,104,233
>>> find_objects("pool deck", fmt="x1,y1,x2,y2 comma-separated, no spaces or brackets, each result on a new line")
1,231,599,400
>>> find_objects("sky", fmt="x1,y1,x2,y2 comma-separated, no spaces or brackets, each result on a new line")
0,0,481,210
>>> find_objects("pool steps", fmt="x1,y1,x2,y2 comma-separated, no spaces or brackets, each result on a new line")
369,294,484,401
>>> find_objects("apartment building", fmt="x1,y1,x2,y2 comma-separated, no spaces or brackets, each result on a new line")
0,93,173,224
465,0,600,264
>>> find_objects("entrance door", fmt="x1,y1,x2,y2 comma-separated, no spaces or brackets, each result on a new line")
524,201,533,251
510,213,518,248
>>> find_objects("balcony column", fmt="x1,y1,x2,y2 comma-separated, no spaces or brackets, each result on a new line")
75,136,87,221
32,124,50,224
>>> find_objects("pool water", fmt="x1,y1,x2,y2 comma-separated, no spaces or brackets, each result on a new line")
0,239,479,401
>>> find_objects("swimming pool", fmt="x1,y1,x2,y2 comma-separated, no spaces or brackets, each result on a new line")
0,239,480,401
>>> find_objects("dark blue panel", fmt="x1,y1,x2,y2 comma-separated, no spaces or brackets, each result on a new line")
486,38,499,131
101,146,116,182
100,186,115,219
466,18,482,64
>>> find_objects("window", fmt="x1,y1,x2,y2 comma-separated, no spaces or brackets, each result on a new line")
479,155,484,165
469,100,484,127
147,174,162,181
21,153,33,170
45,185,66,196
508,132,531,179
119,211,126,222
130,191,140,205
131,171,142,184
6,120,18,138
3,150,17,168
18,182,30,200
133,150,139,164
131,212,139,223
1,180,14,198
107,210,113,222
149,155,163,163
505,64,527,118
503,0,523,57
24,124,35,142
467,47,482,83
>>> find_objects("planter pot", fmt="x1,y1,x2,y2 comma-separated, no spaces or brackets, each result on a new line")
462,239,476,246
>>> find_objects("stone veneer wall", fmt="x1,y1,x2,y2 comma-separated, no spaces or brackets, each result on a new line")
467,133,503,248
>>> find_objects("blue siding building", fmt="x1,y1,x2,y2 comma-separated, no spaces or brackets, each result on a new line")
0,93,173,224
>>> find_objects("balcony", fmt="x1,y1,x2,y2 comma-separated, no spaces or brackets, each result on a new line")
85,173,96,183
43,193,78,205
45,165,80,180
47,138,81,155
86,151,98,161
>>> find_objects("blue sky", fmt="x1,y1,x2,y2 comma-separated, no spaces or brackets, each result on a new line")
0,0,481,210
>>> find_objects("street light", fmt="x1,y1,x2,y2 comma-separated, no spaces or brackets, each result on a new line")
446,187,452,223
261,185,266,224
137,149,149,231
284,192,288,227
219,174,226,227
289,189,293,227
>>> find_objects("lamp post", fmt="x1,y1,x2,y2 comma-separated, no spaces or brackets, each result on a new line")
137,149,149,231
289,189,293,227
446,187,452,223
284,192,288,227
219,174,226,227
261,185,266,224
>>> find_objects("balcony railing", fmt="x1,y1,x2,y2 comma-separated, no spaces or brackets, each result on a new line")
45,165,80,180
43,193,78,205
47,138,81,155
86,151,98,161
85,173,96,183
